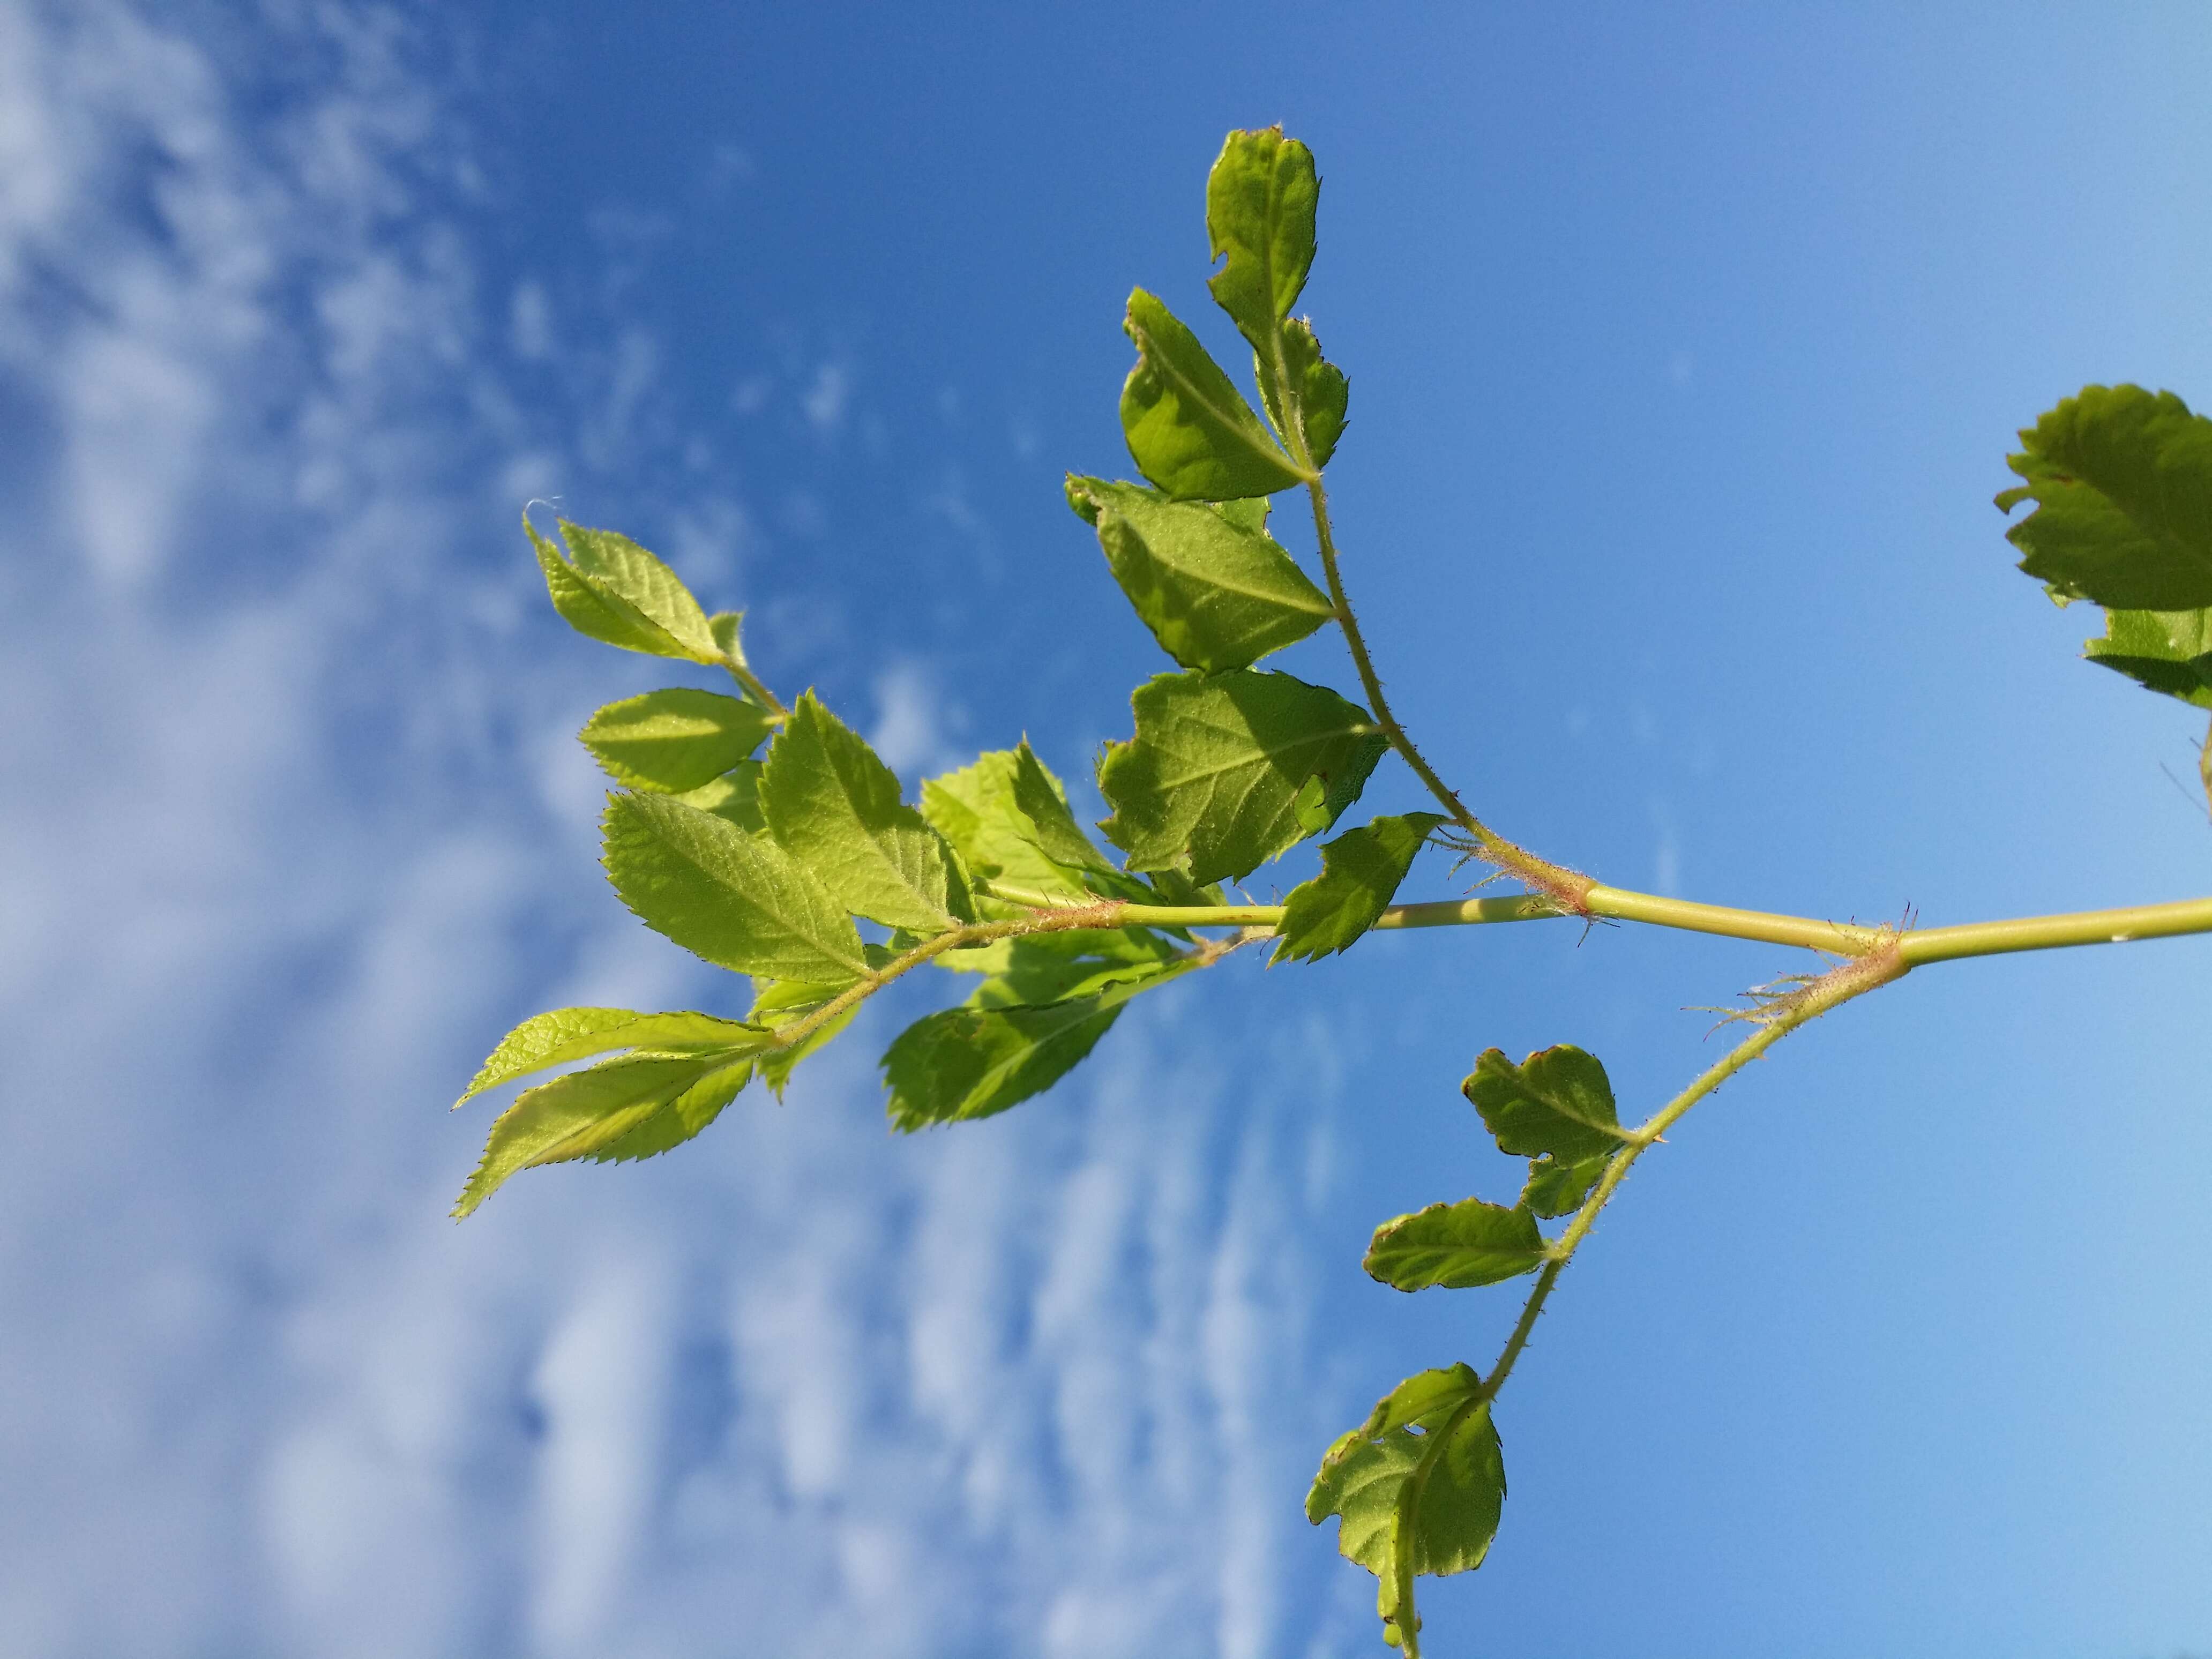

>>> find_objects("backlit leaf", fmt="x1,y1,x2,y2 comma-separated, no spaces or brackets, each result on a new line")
1307,1363,1508,1656
2083,606,2212,709
1008,739,1126,877
580,688,778,791
454,1047,761,1217
758,691,973,932
939,927,1185,1008
1519,1154,1611,1220
881,965,1187,1131
1463,1044,1631,1166
1120,288,1309,500
1097,668,1388,883
526,515,723,663
674,759,767,832
457,1006,765,1107
602,790,868,983
1273,812,1444,962
1066,475,1334,671
1364,1199,1547,1291
1205,126,1318,354
1258,317,1349,471
922,751,1093,907
748,978,857,1099
1998,384,2212,609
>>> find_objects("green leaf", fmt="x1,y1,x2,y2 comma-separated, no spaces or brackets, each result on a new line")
922,751,1093,907
2083,606,2212,709
1205,126,1319,356
1364,1199,1547,1291
454,1047,761,1217
880,965,1186,1131
1463,1044,1631,1166
1273,812,1444,963
526,515,722,663
758,691,973,932
1008,739,1126,876
674,759,767,832
1258,317,1349,471
939,927,1185,1008
1306,1364,1507,1656
1998,384,2212,610
1520,1154,1611,1220
602,790,869,983
579,688,778,792
708,610,746,664
1120,288,1310,501
1066,475,1334,672
1097,668,1388,884
456,1006,765,1107
748,979,857,1099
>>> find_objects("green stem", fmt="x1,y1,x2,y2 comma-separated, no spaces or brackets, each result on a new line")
721,655,789,717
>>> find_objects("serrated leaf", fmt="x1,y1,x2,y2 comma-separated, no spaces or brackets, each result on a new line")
526,515,723,663
1067,475,1334,672
1520,1154,1611,1220
1307,1363,1507,1657
454,1047,760,1217
1463,1044,1631,1167
1364,1199,1547,1291
674,759,767,832
1205,126,1319,356
748,979,856,1098
940,927,1185,1008
457,1006,765,1107
1008,739,1124,876
759,691,973,932
922,751,1093,907
602,790,868,983
2083,606,2212,709
1258,317,1349,471
881,964,1187,1131
1120,288,1310,500
1273,812,1444,963
579,687,778,791
1999,384,2212,610
1098,668,1387,884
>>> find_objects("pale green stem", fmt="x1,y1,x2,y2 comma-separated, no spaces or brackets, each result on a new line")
721,655,789,717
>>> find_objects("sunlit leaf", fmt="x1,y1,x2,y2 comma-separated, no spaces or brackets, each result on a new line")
939,926,1185,1008
759,690,973,932
1998,384,2212,610
580,687,778,792
1066,475,1334,671
2082,605,2212,709
1307,1363,1508,1656
456,1006,765,1107
526,514,723,663
1008,738,1126,877
674,759,767,832
1098,668,1388,883
1205,126,1318,353
880,963,1187,1131
1120,288,1309,500
454,1047,761,1217
1365,1199,1548,1291
1258,317,1349,470
1519,1154,1611,1220
922,751,1093,908
748,978,857,1098
602,790,868,983
1273,812,1444,962
1463,1044,1631,1166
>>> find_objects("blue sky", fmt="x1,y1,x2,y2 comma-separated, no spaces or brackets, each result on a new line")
4,3,2212,1655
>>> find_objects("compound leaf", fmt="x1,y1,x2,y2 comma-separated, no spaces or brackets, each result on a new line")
527,515,723,663
939,926,1185,1008
881,965,1186,1131
759,691,973,932
2083,606,2212,708
1364,1199,1547,1291
1307,1363,1507,1657
454,1047,760,1217
1273,812,1445,962
923,751,1093,907
457,1006,765,1107
1463,1044,1632,1166
1067,475,1334,671
1520,1154,1611,1220
602,790,868,983
1098,668,1387,883
1009,739,1126,877
1998,384,2212,610
1205,126,1319,356
748,978,857,1099
1121,288,1309,500
580,688,778,792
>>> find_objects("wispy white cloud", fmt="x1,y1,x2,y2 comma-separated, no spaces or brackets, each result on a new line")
0,4,1359,1656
